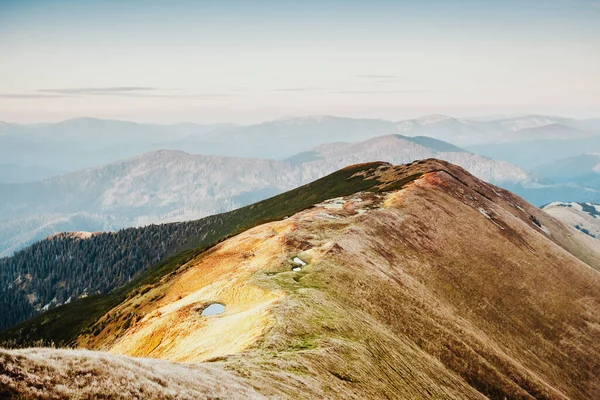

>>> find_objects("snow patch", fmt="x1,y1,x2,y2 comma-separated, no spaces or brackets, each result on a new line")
478,208,505,230
293,257,307,266
291,257,306,272
478,208,492,219
540,224,551,236
510,202,525,212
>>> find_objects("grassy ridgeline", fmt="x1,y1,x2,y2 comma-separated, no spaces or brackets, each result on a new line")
0,162,396,347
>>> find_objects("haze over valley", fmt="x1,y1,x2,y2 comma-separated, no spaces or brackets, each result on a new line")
3,114,600,257
2,114,600,182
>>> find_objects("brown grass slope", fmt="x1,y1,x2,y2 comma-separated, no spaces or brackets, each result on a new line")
2,159,600,399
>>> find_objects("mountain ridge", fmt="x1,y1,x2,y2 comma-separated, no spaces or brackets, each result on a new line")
2,159,600,399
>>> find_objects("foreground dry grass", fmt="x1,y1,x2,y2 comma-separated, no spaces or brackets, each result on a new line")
3,160,600,399
0,347,264,399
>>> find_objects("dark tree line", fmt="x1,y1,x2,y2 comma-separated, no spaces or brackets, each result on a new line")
0,215,222,332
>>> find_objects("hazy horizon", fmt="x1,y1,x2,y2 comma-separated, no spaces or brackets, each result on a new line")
1,0,599,124
1,112,599,126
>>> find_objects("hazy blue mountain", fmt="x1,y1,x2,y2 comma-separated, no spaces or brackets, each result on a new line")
0,116,401,174
534,154,600,183
397,115,596,146
571,118,600,132
3,115,597,177
0,135,534,257
200,115,402,158
0,118,233,173
0,163,65,183
468,136,600,170
501,182,600,208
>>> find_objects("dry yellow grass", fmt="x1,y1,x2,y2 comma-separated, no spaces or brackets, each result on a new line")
79,226,289,362
0,347,265,399
4,160,600,399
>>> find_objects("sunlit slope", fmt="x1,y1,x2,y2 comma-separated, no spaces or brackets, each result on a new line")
0,161,393,346
80,224,287,362
63,160,600,399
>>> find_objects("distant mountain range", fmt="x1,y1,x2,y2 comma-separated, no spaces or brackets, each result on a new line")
468,131,600,170
397,114,600,146
0,134,535,257
3,159,600,399
2,114,598,182
534,154,600,183
0,118,235,181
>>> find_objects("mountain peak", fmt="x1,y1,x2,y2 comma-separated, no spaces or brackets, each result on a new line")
414,114,456,124
271,115,335,124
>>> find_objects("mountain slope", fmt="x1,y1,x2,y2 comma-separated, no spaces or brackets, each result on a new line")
0,135,535,257
0,347,264,399
306,135,532,184
543,201,600,238
0,151,297,257
2,160,600,399
0,162,394,334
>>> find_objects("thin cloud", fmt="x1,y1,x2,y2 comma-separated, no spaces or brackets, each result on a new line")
228,87,255,93
274,87,331,92
271,85,432,95
0,93,73,99
118,93,230,99
39,87,159,94
355,74,399,79
354,74,410,86
330,89,433,94
0,87,231,100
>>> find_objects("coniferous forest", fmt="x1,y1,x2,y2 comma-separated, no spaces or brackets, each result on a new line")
0,216,221,331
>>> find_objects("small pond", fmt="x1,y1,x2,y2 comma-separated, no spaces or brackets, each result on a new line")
201,303,225,316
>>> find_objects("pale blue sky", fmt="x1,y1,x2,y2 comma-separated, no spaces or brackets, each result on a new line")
1,0,599,123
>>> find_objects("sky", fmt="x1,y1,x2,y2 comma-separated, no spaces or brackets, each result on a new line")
0,0,599,123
